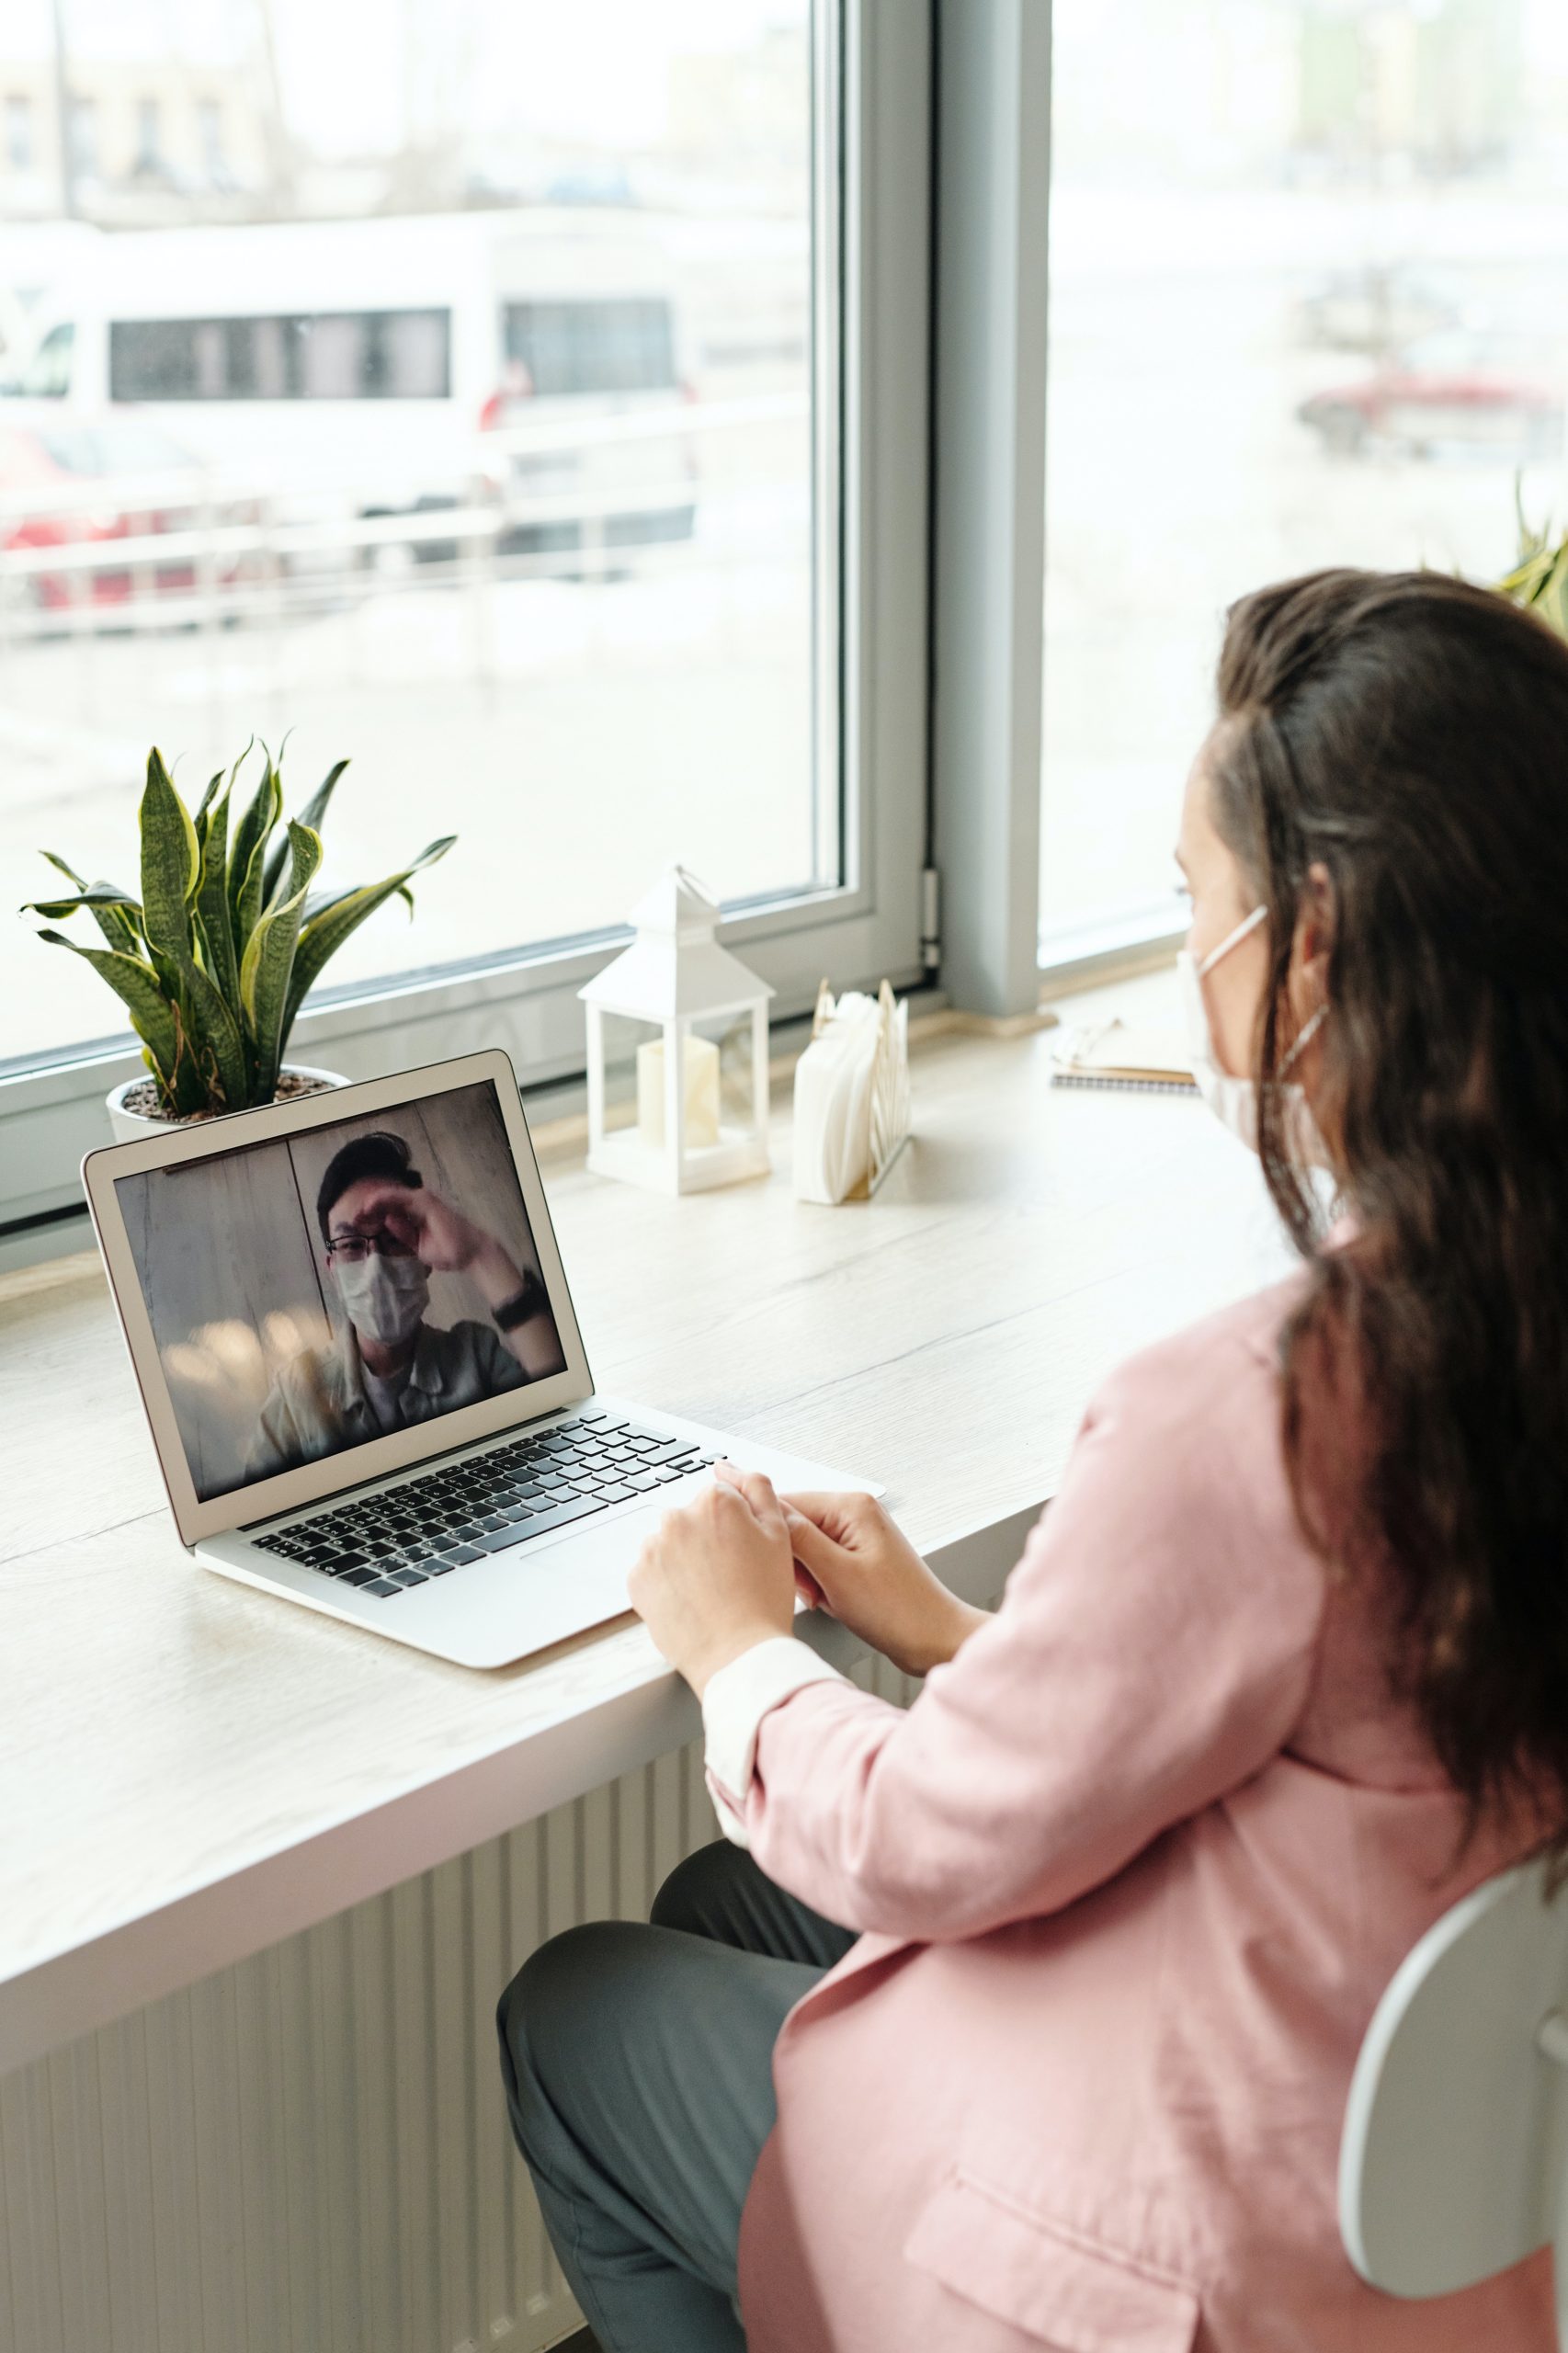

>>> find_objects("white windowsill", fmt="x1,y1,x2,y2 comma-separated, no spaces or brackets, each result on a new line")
0,988,954,1277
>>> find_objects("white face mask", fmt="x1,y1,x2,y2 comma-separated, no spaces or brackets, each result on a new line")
335,1249,429,1349
1176,904,1328,1164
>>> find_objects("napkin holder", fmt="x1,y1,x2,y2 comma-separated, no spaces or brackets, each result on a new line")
792,978,911,1204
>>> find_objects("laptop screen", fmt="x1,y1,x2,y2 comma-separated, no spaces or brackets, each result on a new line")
113,1078,568,1505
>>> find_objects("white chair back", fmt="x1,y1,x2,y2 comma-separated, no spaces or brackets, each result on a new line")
1339,1859,1568,2346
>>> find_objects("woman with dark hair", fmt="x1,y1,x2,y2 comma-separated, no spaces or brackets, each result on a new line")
497,570,1563,2351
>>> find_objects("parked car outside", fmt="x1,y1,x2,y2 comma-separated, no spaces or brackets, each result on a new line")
0,415,229,610
1296,331,1563,463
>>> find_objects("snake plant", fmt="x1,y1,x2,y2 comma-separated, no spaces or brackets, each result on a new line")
23,743,455,1119
1495,489,1568,642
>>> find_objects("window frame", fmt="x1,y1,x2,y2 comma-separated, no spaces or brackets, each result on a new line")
926,0,1183,999
0,0,935,1245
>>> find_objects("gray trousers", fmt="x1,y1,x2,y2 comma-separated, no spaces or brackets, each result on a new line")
496,1837,858,2352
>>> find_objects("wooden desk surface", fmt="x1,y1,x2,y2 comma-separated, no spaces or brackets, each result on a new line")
0,1017,1291,2070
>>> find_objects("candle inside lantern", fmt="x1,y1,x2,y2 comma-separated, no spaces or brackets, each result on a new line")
637,1031,722,1150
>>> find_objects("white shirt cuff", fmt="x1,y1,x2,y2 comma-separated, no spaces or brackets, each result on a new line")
701,1635,847,1847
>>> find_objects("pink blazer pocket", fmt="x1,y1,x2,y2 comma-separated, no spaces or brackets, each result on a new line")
903,2171,1200,2352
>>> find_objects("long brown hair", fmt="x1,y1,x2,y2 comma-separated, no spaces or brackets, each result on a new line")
1209,567,1568,1850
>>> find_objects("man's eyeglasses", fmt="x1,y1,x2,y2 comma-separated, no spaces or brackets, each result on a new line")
326,1231,416,1266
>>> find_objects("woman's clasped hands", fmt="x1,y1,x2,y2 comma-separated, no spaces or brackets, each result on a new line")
627,1460,988,1696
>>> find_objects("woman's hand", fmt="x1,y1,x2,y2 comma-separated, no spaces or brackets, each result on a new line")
717,1463,989,1680
627,1476,798,1698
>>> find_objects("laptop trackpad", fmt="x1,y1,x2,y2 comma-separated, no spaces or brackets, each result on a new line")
477,1498,665,1657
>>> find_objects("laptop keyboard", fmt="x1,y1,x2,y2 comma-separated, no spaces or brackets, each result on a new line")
250,1409,717,1599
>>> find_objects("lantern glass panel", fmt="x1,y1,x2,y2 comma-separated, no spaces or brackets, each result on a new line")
689,1010,758,1145
597,1010,664,1142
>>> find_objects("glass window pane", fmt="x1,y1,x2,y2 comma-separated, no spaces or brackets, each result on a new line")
380,311,450,399
505,298,678,398
1040,0,1568,949
296,313,366,399
252,315,290,399
6,96,33,174
1,0,824,1070
19,321,73,397
109,319,195,399
69,98,97,180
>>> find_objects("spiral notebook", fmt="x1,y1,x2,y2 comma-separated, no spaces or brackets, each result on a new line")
1050,1019,1197,1095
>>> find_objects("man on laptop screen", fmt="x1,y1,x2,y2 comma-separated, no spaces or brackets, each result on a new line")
115,1078,569,1506
248,1127,566,1481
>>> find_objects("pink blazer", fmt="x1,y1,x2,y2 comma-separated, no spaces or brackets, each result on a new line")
733,1282,1551,2352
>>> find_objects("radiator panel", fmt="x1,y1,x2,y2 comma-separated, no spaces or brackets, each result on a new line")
2,1655,916,2353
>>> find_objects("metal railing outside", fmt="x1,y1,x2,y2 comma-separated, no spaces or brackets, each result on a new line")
0,392,811,647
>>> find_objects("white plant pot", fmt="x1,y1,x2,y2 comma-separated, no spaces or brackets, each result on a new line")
105,1063,347,1144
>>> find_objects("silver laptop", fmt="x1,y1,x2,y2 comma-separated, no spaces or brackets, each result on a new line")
83,1048,880,1668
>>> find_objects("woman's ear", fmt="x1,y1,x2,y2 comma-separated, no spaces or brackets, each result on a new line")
1291,861,1335,1006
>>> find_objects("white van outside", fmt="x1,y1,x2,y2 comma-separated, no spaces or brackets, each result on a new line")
0,210,697,551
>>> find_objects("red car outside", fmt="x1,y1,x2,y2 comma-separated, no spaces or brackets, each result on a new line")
0,416,215,609
1298,332,1563,462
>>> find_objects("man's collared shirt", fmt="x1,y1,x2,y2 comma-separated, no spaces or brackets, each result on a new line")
247,1318,526,1481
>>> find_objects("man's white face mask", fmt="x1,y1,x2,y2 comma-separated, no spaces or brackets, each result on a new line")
335,1248,430,1348
1176,904,1329,1165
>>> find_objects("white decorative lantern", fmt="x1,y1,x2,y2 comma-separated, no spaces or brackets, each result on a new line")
579,865,775,1194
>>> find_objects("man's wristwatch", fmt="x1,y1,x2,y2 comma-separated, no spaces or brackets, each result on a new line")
493,1268,548,1331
